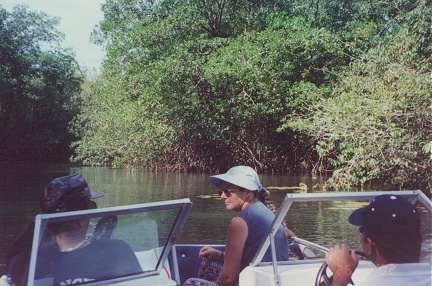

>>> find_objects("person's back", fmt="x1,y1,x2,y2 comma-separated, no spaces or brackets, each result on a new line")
361,263,431,286
237,201,288,270
36,239,142,285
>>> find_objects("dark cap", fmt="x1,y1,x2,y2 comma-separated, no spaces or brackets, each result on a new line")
348,194,421,241
40,174,103,213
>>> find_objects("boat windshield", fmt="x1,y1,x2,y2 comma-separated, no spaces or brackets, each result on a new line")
27,198,192,286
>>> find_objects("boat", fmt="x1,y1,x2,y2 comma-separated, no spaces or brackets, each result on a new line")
2,190,431,285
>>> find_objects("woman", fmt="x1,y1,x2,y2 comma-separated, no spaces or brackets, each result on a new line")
184,166,289,286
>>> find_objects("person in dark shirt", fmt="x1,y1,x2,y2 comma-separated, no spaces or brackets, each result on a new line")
7,174,142,285
35,227,142,285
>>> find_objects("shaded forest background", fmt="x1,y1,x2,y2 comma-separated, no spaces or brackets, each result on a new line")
1,0,431,192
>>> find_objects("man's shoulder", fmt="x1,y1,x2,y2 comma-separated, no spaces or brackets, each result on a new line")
380,262,431,273
363,263,432,286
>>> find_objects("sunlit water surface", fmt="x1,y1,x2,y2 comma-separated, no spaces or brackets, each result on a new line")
0,163,430,275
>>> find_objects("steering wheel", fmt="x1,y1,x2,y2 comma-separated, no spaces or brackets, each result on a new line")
315,250,368,286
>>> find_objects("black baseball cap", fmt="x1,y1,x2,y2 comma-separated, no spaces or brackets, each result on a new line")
348,194,421,241
40,174,103,213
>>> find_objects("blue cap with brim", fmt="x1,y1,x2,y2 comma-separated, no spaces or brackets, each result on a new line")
208,166,269,194
348,194,420,239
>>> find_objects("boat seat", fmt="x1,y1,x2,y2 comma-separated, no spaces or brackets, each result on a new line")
170,244,225,285
135,247,171,278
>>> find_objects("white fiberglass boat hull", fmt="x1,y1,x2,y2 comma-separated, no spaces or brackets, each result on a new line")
240,260,376,286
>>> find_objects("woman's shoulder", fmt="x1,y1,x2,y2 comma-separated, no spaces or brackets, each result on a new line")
239,201,271,216
228,216,248,231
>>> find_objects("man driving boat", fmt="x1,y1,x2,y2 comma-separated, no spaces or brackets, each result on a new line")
326,194,431,286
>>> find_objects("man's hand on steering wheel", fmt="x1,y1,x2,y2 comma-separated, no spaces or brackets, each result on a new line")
327,244,358,284
316,244,366,286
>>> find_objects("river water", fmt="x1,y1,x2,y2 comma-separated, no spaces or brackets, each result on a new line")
1,163,431,276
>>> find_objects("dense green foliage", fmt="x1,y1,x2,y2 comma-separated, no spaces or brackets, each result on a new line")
282,1,432,190
0,5,82,162
72,0,431,191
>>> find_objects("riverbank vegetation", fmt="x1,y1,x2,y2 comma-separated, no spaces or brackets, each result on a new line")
1,1,431,192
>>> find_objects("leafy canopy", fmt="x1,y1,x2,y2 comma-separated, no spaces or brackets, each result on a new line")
72,0,431,192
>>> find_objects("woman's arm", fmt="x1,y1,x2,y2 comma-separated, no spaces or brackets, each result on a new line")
216,217,248,286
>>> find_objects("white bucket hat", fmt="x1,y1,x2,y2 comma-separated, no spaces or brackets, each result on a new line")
208,166,269,194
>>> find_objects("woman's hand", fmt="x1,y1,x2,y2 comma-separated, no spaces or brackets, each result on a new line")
199,246,223,260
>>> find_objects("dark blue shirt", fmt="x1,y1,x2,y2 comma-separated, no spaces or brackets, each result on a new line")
237,201,289,270
35,239,143,285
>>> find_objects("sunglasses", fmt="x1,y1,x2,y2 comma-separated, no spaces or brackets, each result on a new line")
218,189,236,197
